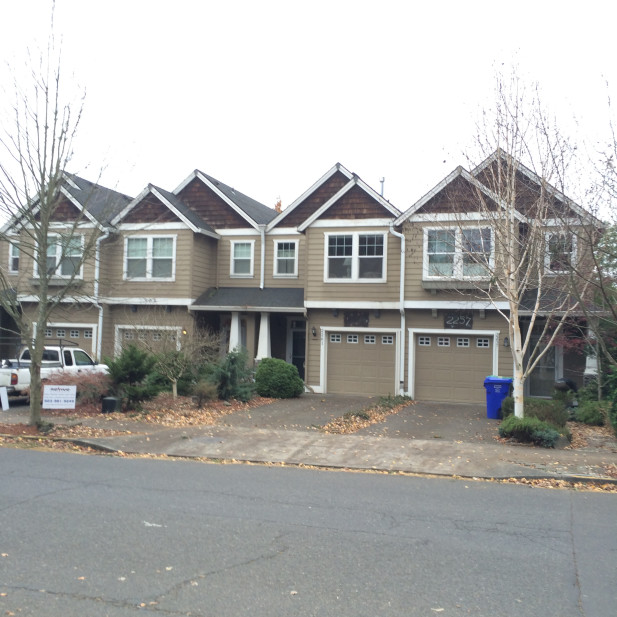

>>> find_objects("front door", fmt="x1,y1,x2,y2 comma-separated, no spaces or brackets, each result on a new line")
527,336,562,397
291,330,306,380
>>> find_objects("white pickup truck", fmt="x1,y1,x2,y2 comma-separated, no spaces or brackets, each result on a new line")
0,345,108,400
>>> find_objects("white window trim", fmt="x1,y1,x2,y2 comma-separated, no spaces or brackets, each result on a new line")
324,232,387,283
544,231,576,275
273,239,298,278
123,235,177,282
422,227,494,281
8,241,19,274
35,234,85,279
231,240,255,278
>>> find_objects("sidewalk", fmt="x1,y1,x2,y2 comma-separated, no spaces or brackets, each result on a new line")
2,395,616,481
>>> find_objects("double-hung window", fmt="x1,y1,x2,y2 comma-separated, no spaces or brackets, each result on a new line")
545,232,575,273
45,235,84,277
424,227,492,279
8,242,19,274
274,240,298,277
325,232,386,282
231,241,254,277
125,236,175,280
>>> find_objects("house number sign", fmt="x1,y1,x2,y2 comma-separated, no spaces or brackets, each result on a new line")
444,311,473,329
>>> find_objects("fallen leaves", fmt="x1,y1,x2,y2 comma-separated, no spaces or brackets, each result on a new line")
322,400,414,434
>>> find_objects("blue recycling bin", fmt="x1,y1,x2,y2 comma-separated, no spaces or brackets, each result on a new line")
483,376,513,419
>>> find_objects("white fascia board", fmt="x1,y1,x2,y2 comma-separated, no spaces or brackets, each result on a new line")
62,173,81,191
354,177,401,216
101,297,194,306
309,218,394,228
59,186,102,228
149,186,198,233
407,212,505,223
195,171,260,230
305,300,401,310
404,300,510,310
111,185,151,226
298,179,356,232
116,222,191,231
266,227,302,236
266,163,354,231
18,294,90,303
217,228,260,237
190,304,305,314
172,169,199,194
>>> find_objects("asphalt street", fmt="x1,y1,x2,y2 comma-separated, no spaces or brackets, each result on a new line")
1,449,615,616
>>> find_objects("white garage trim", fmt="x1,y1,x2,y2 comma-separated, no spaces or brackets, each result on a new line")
316,326,401,394
407,328,500,399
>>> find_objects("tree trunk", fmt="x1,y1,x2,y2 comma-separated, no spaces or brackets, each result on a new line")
172,378,178,399
29,360,42,426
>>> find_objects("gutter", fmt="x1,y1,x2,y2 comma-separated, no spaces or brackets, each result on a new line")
93,230,110,361
389,224,406,395
259,224,266,289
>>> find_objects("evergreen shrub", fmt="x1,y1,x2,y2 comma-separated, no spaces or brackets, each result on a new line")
254,357,304,398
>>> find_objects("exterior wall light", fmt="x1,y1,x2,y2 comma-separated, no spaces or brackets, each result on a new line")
503,337,510,347
311,327,317,337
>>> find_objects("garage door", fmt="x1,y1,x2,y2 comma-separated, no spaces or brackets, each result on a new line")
414,334,493,403
327,331,397,396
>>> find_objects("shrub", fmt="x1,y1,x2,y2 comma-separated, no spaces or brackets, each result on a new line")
104,345,159,410
574,401,607,426
43,370,111,405
192,380,218,408
498,415,561,448
501,397,568,427
610,394,617,437
207,349,254,402
254,358,304,398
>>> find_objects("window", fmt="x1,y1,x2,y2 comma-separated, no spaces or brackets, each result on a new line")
152,332,163,341
382,335,394,345
330,333,341,343
457,337,470,347
347,334,359,343
438,337,450,347
74,350,94,366
83,330,93,339
9,243,19,274
56,329,65,338
364,335,376,344
125,236,175,280
124,331,134,340
70,329,80,339
325,233,385,282
45,235,83,277
231,241,254,277
477,338,490,348
425,228,492,278
418,336,431,346
44,328,52,338
274,240,298,277
546,232,575,273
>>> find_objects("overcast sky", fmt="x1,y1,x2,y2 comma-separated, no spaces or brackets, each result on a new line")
1,0,616,212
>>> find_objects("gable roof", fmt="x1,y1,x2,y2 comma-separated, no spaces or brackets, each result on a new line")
174,170,276,229
112,185,218,237
266,163,354,230
471,150,601,225
394,166,525,225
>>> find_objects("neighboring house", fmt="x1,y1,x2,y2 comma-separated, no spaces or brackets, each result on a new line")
0,154,598,403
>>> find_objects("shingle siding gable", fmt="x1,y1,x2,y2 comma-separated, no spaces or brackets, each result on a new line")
123,194,183,224
323,184,394,219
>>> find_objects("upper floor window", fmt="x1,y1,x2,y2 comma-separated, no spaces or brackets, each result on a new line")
125,236,175,280
231,241,254,277
424,227,492,279
325,232,386,282
545,232,575,273
274,240,298,277
42,235,83,278
9,242,19,274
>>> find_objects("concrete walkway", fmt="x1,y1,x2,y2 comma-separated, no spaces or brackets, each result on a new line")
2,394,616,481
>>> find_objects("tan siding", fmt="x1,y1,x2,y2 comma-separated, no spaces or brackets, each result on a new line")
305,227,401,302
216,235,261,288
190,235,218,297
262,234,307,288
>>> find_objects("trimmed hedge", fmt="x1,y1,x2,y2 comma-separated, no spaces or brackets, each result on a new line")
498,415,562,448
574,401,607,426
255,358,304,399
500,396,569,427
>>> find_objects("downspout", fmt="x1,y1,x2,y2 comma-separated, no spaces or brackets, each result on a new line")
389,224,406,395
94,230,110,361
259,225,266,290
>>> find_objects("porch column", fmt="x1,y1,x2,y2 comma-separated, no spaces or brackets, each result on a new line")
229,312,241,352
255,312,271,360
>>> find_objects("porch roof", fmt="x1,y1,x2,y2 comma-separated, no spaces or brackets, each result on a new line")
191,287,305,313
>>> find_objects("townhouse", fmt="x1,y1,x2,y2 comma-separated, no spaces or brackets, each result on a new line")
0,153,595,403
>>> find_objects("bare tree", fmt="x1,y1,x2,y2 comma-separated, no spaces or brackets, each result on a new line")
0,32,107,425
445,72,592,417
